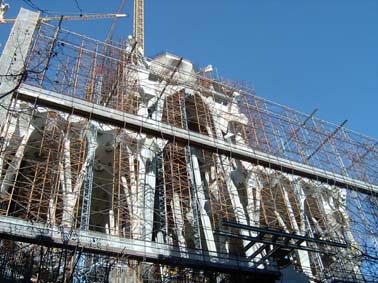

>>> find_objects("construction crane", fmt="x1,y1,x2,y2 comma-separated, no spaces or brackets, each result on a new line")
2,0,142,52
133,0,144,55
105,0,127,44
2,13,128,24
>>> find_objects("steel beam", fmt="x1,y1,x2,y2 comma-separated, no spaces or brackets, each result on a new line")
15,83,378,196
0,216,280,277
222,221,348,248
215,231,338,254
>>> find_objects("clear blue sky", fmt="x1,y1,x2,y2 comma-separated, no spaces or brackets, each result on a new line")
1,0,377,139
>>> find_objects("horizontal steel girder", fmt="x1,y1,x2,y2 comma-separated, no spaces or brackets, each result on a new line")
0,216,280,277
15,83,378,196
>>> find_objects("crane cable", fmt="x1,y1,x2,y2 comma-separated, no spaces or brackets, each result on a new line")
105,0,126,44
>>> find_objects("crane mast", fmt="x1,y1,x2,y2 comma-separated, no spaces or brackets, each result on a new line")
133,0,144,55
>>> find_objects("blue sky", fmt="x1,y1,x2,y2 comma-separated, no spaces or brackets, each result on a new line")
1,0,377,138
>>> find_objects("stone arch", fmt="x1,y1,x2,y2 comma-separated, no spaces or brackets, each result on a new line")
304,194,328,237
183,93,216,137
260,173,302,233
7,111,63,223
6,111,87,228
160,90,227,253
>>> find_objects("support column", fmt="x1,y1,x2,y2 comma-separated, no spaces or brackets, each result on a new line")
0,8,40,124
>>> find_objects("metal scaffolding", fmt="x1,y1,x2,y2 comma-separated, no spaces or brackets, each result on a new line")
0,8,377,283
